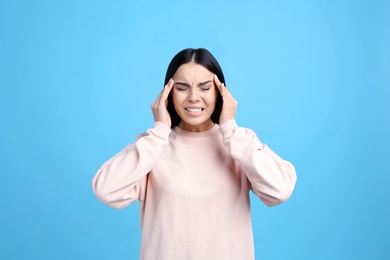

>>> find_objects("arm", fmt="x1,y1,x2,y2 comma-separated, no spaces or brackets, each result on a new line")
220,120,297,207
92,79,175,209
92,122,171,209
214,75,296,206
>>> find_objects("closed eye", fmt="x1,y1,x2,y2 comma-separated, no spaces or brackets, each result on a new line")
174,84,189,91
199,81,212,91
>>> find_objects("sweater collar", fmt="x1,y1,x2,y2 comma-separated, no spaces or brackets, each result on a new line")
173,123,219,137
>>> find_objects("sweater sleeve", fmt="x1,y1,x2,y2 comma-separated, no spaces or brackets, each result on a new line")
220,120,297,207
92,122,171,209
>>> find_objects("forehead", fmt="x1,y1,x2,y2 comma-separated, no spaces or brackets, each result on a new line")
173,63,214,81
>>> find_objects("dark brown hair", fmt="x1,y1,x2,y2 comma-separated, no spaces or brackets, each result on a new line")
164,48,226,128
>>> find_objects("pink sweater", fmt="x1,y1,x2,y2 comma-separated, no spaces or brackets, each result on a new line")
92,120,297,260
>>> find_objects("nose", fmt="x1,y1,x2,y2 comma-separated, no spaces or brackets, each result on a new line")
188,88,200,102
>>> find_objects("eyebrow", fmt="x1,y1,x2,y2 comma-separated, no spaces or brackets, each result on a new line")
174,80,212,87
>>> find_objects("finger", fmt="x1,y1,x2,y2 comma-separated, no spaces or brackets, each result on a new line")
162,79,175,99
214,75,224,93
221,83,231,97
219,83,227,98
160,78,174,106
152,79,174,106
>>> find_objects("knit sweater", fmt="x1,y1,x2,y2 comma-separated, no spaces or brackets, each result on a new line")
92,119,297,260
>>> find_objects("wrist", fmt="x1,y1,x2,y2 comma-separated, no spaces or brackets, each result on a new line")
219,119,238,137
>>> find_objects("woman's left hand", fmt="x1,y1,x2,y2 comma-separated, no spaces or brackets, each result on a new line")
214,75,238,125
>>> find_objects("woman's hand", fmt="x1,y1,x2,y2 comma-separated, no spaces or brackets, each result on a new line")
214,75,237,125
151,78,174,127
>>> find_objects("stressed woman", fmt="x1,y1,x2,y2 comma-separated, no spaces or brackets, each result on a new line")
92,48,297,260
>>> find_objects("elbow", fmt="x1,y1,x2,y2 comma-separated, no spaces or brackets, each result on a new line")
254,157,297,207
262,188,294,207
92,178,108,204
256,177,297,207
94,189,134,210
266,166,297,206
92,180,134,210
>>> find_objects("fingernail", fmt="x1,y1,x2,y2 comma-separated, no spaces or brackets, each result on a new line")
169,78,173,84
214,75,218,80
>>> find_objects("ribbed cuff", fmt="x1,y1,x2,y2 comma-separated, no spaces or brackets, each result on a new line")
153,121,172,137
219,119,238,137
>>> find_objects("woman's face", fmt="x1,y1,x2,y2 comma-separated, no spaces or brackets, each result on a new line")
172,62,217,132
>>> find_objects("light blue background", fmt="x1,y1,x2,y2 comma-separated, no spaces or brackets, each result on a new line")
1,0,389,259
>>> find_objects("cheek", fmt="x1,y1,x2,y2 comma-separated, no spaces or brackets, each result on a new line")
172,94,182,115
172,91,185,110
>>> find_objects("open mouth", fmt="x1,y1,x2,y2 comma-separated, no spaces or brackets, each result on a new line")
185,108,204,112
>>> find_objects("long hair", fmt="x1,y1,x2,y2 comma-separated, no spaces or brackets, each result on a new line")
164,48,226,128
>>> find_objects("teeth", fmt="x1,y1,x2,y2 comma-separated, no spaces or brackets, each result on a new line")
186,108,202,112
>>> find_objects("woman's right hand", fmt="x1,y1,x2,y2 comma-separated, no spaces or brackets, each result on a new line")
151,78,174,127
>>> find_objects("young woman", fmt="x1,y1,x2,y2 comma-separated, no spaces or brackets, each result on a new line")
92,48,297,259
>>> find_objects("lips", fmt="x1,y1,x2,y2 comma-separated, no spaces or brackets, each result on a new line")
185,108,204,112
